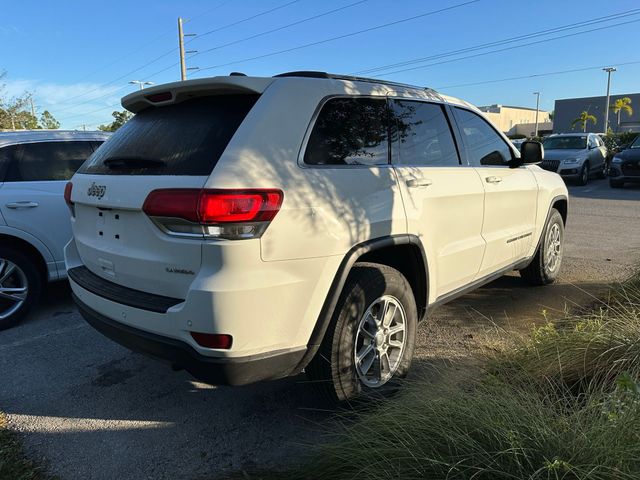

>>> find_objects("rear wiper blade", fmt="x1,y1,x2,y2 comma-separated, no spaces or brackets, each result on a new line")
103,156,166,169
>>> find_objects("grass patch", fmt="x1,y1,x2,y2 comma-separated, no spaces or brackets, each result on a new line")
497,273,640,389
0,412,48,480
252,274,640,480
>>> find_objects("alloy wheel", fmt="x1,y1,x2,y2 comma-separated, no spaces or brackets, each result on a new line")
545,223,562,273
0,259,28,320
353,295,407,388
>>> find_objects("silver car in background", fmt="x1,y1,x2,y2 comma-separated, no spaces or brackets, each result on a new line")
539,133,607,185
0,130,109,329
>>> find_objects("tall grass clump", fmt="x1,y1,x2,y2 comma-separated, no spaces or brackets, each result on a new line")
497,274,640,389
0,413,47,480
273,376,640,480
252,274,640,480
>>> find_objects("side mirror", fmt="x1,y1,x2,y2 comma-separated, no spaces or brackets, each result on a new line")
520,141,544,164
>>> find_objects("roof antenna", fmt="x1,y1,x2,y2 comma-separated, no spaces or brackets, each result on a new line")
229,72,247,76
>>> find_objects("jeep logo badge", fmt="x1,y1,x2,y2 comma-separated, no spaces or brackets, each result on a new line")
87,182,106,199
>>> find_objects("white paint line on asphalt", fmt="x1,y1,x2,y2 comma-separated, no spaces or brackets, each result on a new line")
8,414,173,433
0,323,89,351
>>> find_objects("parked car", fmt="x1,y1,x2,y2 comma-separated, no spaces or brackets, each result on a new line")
0,130,109,329
65,72,568,402
609,134,640,188
510,138,526,151
540,133,607,185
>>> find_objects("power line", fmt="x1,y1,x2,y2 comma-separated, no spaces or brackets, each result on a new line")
142,0,371,82
194,0,481,74
434,59,640,90
195,0,303,40
353,8,640,75
51,1,235,107
193,0,368,58
377,16,640,77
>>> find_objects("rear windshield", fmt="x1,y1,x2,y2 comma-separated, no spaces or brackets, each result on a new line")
78,94,259,175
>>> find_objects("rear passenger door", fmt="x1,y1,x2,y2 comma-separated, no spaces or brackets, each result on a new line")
390,99,486,298
451,107,538,277
0,141,98,274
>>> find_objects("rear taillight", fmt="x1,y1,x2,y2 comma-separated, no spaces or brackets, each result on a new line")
142,189,283,240
64,182,75,217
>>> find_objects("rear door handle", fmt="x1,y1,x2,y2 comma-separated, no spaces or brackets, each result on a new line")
406,178,433,188
6,201,39,209
485,176,503,184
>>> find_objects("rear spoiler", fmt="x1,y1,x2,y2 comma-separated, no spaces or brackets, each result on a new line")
121,76,275,113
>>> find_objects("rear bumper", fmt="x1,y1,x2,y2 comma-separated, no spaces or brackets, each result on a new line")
73,293,306,386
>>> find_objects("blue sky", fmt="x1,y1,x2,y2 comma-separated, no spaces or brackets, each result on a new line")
2,0,640,129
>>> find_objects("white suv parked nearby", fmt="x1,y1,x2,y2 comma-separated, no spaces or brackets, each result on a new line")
65,72,568,402
0,130,109,329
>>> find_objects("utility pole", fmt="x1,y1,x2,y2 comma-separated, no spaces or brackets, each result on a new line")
29,97,36,118
178,17,198,81
603,67,616,134
533,92,540,138
178,17,187,81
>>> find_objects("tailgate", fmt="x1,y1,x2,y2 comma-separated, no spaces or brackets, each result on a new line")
71,175,208,299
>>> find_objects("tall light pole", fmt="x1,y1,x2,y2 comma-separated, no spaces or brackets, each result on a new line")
533,91,541,138
603,67,616,134
129,80,154,90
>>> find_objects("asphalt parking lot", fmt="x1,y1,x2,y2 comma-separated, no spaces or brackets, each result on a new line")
1,179,639,480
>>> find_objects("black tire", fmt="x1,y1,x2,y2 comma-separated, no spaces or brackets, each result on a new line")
306,262,417,404
609,179,624,188
519,209,564,286
597,165,606,179
577,162,589,186
0,248,42,330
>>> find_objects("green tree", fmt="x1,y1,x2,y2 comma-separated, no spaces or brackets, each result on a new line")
610,97,633,132
38,110,60,129
571,111,597,133
98,110,132,132
0,95,37,130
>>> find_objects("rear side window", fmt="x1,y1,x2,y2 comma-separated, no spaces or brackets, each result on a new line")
453,108,513,166
79,94,259,175
304,97,390,166
5,141,96,182
0,145,20,182
391,100,460,167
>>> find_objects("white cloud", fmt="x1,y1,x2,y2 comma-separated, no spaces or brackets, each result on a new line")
2,78,130,130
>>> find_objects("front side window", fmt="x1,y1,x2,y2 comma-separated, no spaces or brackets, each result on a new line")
453,108,513,166
391,100,459,167
5,141,96,182
304,97,390,166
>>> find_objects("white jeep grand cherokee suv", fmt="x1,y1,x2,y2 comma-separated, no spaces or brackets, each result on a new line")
65,72,568,402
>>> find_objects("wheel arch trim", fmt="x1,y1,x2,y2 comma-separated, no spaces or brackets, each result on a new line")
0,226,56,280
294,234,429,372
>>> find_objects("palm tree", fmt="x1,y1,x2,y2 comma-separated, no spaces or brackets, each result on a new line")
571,111,597,132
610,97,633,132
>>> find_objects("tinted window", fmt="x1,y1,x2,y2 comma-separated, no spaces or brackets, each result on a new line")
392,100,459,167
304,97,389,166
5,141,96,182
0,145,20,182
79,94,259,175
454,108,513,166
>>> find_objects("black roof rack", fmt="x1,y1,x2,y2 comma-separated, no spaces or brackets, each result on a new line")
273,71,435,92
